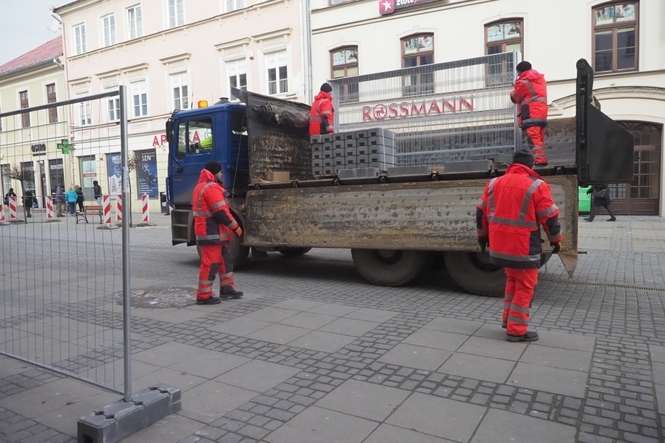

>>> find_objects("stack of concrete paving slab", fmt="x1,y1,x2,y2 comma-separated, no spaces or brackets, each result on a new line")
311,128,396,177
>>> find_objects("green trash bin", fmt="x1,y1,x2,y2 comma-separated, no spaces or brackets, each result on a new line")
578,186,591,214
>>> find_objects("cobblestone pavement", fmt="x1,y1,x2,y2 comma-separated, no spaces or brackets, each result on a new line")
1,216,664,442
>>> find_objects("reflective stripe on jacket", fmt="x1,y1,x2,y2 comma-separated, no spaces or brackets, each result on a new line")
476,163,562,269
309,91,335,136
510,69,548,129
192,169,239,245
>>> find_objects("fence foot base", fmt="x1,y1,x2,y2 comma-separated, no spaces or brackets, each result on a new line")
135,223,155,227
77,385,181,443
97,225,120,230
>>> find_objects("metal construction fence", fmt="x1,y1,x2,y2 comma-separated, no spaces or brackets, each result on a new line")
0,88,132,399
329,52,521,168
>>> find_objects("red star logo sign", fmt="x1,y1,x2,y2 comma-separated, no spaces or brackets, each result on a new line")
379,0,395,15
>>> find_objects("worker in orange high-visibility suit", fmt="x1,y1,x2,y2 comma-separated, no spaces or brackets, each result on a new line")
309,83,335,136
192,161,244,305
510,61,549,166
476,150,562,342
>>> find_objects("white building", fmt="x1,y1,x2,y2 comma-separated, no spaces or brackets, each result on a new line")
311,0,665,215
53,0,310,208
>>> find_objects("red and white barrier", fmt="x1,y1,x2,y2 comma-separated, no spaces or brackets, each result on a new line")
8,196,17,222
115,194,123,224
102,195,112,226
140,193,151,225
46,197,55,220
0,204,8,225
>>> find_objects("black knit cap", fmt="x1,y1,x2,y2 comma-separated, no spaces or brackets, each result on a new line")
516,61,532,73
320,83,332,93
205,161,222,174
512,150,535,168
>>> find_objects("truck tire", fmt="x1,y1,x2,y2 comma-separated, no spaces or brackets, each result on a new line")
278,247,312,258
443,252,504,297
351,249,428,287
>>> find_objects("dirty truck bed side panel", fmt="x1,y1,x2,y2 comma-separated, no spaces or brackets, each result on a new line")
242,175,577,254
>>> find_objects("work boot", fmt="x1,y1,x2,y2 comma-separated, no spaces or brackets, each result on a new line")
607,217,616,222
506,331,539,342
220,286,243,300
196,296,222,305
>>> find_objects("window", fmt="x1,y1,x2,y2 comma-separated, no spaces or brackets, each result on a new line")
330,46,359,103
107,95,120,121
79,101,92,126
265,51,288,95
170,72,189,110
401,34,434,96
19,90,30,128
73,23,86,55
131,80,148,117
225,59,247,97
48,159,64,195
127,4,143,39
168,0,184,28
79,156,97,200
176,118,214,158
46,83,57,123
485,19,523,84
101,14,116,47
1,164,11,196
593,1,638,73
224,0,245,12
21,162,35,193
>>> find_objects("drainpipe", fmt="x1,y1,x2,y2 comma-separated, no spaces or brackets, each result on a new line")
301,0,313,104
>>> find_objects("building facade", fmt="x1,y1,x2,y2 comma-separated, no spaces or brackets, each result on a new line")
311,0,665,215
54,0,309,208
0,38,67,208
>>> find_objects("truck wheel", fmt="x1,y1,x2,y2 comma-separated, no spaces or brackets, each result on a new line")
351,249,428,287
278,247,312,258
443,252,504,297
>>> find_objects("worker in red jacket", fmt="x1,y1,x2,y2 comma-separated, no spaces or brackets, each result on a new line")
476,150,562,342
192,161,244,305
309,83,335,136
510,61,549,166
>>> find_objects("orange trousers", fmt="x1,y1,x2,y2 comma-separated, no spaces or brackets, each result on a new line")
503,268,539,336
525,126,548,165
197,244,235,301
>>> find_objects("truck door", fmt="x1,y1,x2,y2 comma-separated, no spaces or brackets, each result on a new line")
169,114,219,207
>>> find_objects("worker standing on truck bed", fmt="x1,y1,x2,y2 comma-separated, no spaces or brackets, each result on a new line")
309,83,335,136
476,150,562,342
510,61,549,166
192,161,244,305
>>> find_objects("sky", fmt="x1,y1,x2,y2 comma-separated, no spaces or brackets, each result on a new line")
0,0,63,66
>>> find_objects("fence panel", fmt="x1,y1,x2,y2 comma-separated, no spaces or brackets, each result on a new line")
0,89,132,397
329,52,520,168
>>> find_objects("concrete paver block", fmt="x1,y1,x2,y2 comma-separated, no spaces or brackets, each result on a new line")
365,424,455,443
404,330,469,352
459,337,527,361
244,307,299,323
289,330,358,353
440,352,515,384
246,324,310,345
387,393,486,442
379,343,452,371
135,367,206,392
317,379,409,421
215,360,300,393
179,381,257,424
650,345,665,364
471,408,576,443
304,303,358,317
320,318,379,337
208,318,271,337
520,345,592,372
273,299,327,312
266,406,376,443
508,363,588,398
168,350,250,379
134,342,207,368
423,318,483,335
344,308,397,323
278,312,336,329
533,331,596,352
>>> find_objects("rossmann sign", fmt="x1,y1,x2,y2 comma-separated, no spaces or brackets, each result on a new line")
361,97,475,122
379,0,439,16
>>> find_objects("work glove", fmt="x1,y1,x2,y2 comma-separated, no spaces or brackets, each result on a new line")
233,226,243,238
478,238,488,253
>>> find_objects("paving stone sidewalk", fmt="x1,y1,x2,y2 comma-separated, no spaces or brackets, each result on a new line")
1,216,665,443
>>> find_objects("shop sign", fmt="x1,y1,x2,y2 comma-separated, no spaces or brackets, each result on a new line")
379,0,439,16
152,134,168,149
362,97,475,121
31,143,46,155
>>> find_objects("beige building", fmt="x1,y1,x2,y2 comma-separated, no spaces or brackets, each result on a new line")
312,0,665,215
0,38,67,207
53,0,309,208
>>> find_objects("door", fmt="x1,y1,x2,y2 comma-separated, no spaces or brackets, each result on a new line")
169,113,219,207
38,161,47,208
608,122,661,215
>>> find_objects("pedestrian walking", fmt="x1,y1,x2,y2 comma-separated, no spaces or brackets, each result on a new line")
93,180,102,205
192,161,244,305
585,184,616,222
75,185,85,213
4,188,16,206
66,187,77,215
476,150,562,342
510,61,549,166
54,186,65,217
309,83,335,136
23,190,35,218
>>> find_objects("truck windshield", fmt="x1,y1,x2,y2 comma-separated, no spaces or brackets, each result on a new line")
177,118,214,158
